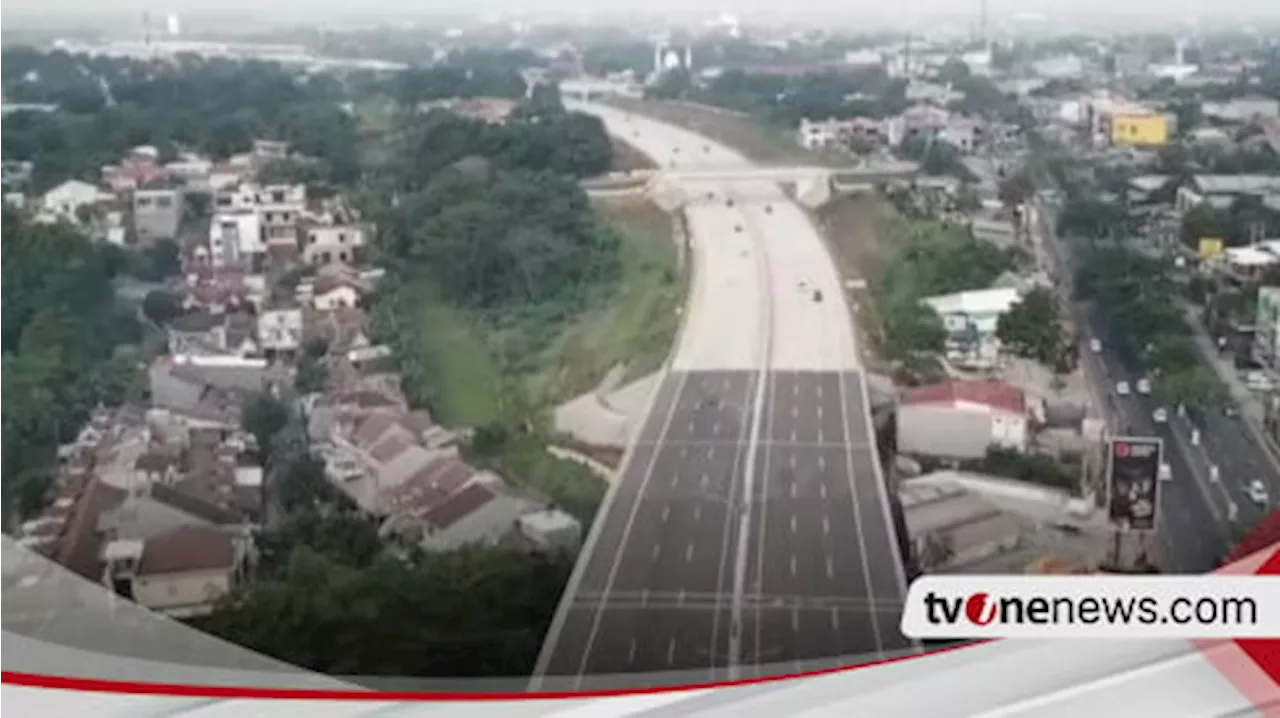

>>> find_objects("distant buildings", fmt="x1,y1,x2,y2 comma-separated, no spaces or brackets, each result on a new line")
897,380,1034,460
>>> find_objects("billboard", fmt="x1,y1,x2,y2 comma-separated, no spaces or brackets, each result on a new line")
1110,114,1168,147
1197,237,1224,260
1106,436,1162,531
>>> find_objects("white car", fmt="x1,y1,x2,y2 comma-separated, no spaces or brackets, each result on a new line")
1246,480,1269,506
1157,463,1172,482
1152,407,1168,423
1116,381,1131,396
1089,338,1102,354
1136,378,1151,395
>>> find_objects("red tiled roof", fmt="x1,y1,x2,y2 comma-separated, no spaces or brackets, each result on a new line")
900,380,1026,415
48,479,127,581
137,525,236,576
424,483,494,530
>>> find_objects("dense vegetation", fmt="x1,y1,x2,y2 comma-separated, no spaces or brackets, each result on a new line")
1074,243,1221,407
1,208,141,519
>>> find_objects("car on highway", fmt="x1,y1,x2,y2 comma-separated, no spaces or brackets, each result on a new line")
1158,463,1173,482
1223,404,1241,418
706,191,715,200
726,198,735,207
1116,381,1131,396
734,225,743,233
1136,377,1152,395
703,144,710,153
764,204,773,214
813,290,824,303
1153,407,1168,423
1246,479,1270,506
1090,338,1102,353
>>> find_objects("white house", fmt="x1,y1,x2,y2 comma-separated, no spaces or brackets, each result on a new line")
303,224,367,266
897,380,1032,460
209,211,264,269
923,287,1023,369
313,281,363,312
256,306,304,353
104,525,248,619
41,179,102,219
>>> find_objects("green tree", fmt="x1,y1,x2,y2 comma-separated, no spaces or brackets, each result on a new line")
142,289,183,325
996,288,1066,365
243,394,290,465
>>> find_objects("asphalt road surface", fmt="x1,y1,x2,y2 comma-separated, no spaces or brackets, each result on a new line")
534,369,911,689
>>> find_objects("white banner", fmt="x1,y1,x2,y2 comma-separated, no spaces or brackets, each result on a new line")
901,576,1280,639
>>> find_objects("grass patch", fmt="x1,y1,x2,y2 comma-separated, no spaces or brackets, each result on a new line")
602,96,847,166
389,281,506,427
528,198,683,405
813,193,897,370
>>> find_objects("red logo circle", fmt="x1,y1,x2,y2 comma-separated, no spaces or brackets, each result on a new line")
1115,442,1131,457
965,592,997,625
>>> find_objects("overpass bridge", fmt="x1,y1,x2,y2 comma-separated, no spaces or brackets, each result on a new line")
583,160,921,209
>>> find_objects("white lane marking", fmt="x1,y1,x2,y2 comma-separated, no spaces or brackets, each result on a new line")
793,383,799,396
713,421,722,435
791,606,800,631
790,428,798,441
723,378,731,390
818,455,826,471
667,638,677,666
671,473,680,487
700,473,709,489
661,505,670,523
628,639,638,665
708,445,715,459
680,446,687,459
831,608,840,630
826,556,834,579
819,483,827,499
687,421,695,434
790,482,797,499
685,544,694,562
651,544,662,561
789,454,797,469
694,505,702,521
791,405,798,418
790,515,797,534
817,383,823,399
823,516,830,535
817,405,823,419
818,427,824,443
790,555,797,577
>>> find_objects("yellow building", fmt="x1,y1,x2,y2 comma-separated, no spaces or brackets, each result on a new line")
1111,114,1168,146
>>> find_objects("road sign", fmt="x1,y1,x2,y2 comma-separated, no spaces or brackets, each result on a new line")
1106,436,1163,532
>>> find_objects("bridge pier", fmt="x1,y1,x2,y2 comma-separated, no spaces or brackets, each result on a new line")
794,173,833,209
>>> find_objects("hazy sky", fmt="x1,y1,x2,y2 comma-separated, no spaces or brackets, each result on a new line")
3,0,1277,23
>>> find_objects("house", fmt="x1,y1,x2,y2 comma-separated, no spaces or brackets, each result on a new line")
252,139,290,163
516,508,583,555
922,287,1023,369
936,117,985,155
1175,175,1280,213
209,211,265,269
132,180,184,244
257,305,304,354
42,179,102,220
312,276,364,312
1201,97,1280,125
302,224,367,266
168,354,276,394
105,525,248,618
166,311,227,355
897,380,1031,460
417,482,541,553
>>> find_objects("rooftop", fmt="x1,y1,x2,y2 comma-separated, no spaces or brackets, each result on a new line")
900,379,1026,415
137,525,236,576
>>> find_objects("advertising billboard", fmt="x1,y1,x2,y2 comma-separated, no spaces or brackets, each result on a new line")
1110,114,1169,147
1106,436,1162,531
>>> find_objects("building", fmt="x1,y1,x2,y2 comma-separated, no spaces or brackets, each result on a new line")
166,311,227,355
257,306,304,354
132,182,184,243
897,380,1030,460
302,224,367,266
922,287,1023,369
209,211,265,269
104,525,248,618
311,276,364,312
516,508,583,555
1109,114,1169,148
41,179,102,219
1253,287,1280,372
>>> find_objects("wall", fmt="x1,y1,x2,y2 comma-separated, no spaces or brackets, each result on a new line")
897,405,996,459
132,567,233,618
133,189,184,243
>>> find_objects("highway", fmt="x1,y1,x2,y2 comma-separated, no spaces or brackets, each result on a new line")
1033,196,1274,572
530,103,914,690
